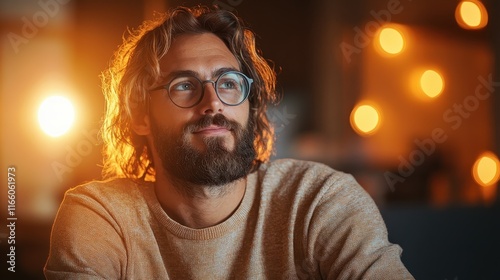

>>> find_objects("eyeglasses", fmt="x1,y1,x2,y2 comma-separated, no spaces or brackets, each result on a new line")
150,71,253,108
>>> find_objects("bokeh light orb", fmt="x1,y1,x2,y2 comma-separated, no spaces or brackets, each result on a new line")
38,96,75,137
350,103,381,136
378,27,405,55
473,152,500,187
456,0,488,29
420,70,444,98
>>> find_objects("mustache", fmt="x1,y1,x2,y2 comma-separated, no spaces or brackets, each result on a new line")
184,114,240,133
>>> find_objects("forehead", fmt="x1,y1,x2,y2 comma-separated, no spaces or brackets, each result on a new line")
159,33,240,77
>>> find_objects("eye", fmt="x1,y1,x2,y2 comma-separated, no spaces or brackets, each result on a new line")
172,82,195,91
219,80,238,89
218,73,243,91
169,76,200,93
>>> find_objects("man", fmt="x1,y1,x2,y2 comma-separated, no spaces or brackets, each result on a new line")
45,6,413,279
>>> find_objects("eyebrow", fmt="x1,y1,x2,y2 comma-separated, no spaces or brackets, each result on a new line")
160,67,240,84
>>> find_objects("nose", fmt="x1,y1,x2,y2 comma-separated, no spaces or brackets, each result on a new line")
198,82,224,115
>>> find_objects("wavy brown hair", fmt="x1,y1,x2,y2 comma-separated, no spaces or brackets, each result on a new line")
100,6,279,180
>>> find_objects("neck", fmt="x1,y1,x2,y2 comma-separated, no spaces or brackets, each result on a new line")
154,171,247,229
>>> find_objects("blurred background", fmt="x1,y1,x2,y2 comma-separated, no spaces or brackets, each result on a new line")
0,0,499,279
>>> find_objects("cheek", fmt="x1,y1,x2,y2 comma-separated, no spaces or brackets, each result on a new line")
150,101,187,134
237,101,251,126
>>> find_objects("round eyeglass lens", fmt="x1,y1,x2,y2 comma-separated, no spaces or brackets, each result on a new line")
168,76,202,108
216,72,248,105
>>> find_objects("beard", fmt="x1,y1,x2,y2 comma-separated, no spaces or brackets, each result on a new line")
150,113,256,191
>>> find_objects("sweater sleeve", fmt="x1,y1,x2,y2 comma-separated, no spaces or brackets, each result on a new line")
304,174,414,279
44,185,127,279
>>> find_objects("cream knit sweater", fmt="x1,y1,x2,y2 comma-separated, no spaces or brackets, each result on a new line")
45,159,413,279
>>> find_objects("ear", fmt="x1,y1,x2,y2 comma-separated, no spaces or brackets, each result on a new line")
132,114,151,136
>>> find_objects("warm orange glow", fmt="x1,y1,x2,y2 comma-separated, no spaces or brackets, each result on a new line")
38,95,75,137
456,0,488,29
350,103,381,136
420,70,444,98
472,152,500,187
378,27,405,55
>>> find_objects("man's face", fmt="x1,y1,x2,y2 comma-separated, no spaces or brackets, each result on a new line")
146,33,255,186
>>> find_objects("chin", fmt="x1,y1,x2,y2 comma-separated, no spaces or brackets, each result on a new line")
196,135,236,152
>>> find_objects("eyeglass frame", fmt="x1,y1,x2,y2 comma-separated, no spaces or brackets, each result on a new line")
149,70,254,109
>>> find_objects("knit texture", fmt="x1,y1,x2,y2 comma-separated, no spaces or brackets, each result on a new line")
45,159,413,279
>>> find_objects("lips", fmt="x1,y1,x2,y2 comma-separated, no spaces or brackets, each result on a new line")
187,114,235,135
193,125,231,134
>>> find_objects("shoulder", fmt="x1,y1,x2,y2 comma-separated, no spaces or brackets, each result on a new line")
54,178,157,238
254,159,370,211
63,178,154,211
67,177,149,195
257,158,358,193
